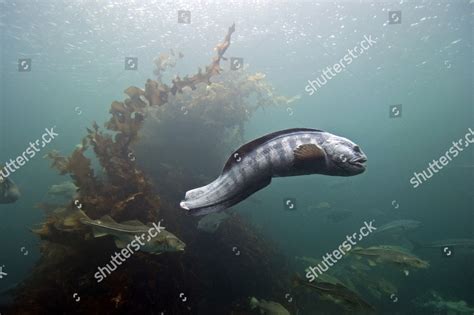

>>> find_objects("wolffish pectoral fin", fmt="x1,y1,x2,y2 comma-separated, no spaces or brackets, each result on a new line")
293,144,326,169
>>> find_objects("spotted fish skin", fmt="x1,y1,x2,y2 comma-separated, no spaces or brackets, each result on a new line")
180,128,367,216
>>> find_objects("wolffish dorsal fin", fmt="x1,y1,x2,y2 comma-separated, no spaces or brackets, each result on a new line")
222,128,323,173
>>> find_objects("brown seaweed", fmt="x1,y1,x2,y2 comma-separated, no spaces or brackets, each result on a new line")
9,24,295,315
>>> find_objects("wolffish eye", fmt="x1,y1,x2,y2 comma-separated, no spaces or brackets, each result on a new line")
353,146,361,153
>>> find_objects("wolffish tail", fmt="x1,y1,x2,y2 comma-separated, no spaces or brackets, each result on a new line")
179,181,243,216
180,176,271,216
183,182,215,200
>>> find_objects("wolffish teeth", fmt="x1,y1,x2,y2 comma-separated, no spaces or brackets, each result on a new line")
351,157,367,163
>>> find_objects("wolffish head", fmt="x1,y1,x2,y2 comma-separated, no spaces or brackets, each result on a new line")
321,135,367,176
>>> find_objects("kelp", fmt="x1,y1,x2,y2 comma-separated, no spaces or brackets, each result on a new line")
153,49,184,82
9,24,296,315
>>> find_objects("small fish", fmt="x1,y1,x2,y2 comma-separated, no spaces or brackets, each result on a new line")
249,297,290,315
351,245,429,270
181,128,367,215
416,290,474,314
0,177,21,204
76,210,185,254
47,181,78,199
197,212,230,233
293,276,374,312
375,219,421,234
411,238,474,251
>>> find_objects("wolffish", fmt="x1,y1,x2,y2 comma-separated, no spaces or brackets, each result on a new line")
181,128,367,215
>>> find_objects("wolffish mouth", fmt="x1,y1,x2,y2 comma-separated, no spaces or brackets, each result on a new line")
349,157,367,167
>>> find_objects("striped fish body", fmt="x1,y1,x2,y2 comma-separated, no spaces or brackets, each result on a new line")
181,129,334,215
181,128,367,216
